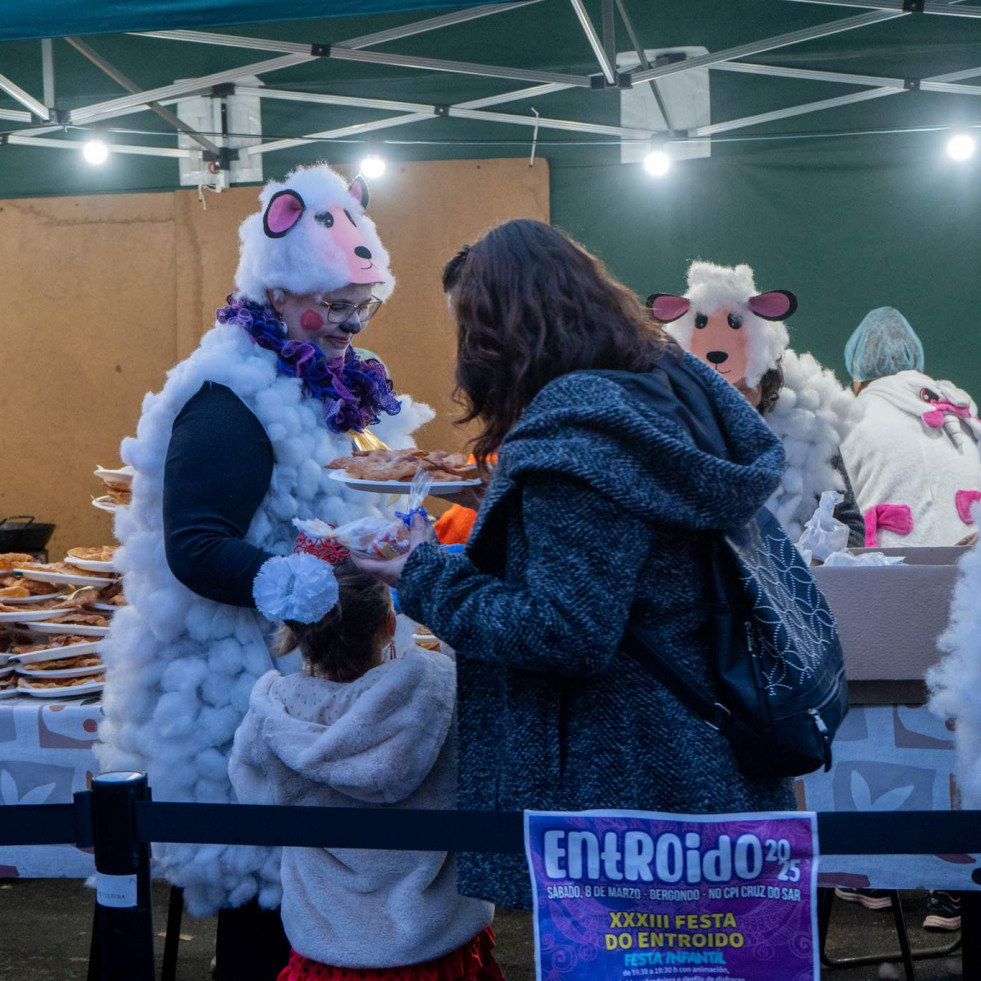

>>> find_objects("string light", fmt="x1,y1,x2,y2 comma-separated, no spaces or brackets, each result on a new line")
947,132,976,161
82,139,109,165
360,154,386,179
643,149,671,177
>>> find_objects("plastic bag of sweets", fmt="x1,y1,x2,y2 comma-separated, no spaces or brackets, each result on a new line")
297,471,434,561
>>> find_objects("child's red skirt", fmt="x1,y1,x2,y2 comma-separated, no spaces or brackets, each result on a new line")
277,927,504,981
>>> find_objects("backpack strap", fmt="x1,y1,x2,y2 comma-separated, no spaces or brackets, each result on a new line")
622,622,734,734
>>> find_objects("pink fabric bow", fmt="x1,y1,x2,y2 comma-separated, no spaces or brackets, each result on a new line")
864,503,913,548
922,400,973,429
956,490,981,525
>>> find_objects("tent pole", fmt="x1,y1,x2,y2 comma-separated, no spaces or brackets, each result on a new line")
133,3,544,54
65,37,220,155
693,86,902,137
783,0,981,17
69,53,313,125
0,73,49,120
567,0,617,83
614,0,675,132
629,10,905,85
41,39,55,110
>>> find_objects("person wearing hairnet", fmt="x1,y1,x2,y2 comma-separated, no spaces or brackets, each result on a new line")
842,307,981,550
838,306,981,930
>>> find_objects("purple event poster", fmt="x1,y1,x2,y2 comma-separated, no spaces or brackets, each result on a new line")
525,809,819,981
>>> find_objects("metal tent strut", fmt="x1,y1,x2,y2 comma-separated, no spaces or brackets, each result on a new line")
0,1,977,161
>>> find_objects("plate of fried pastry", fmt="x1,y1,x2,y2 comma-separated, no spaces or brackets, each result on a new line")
17,674,106,698
328,449,482,496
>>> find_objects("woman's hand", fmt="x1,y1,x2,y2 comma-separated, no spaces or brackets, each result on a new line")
351,512,434,587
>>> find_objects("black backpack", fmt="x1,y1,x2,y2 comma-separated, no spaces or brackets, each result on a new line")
625,505,849,778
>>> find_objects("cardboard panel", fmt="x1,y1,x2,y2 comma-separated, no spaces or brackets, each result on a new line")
0,192,176,559
813,547,965,688
0,159,549,557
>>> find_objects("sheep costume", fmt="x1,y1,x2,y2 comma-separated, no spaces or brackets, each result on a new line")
649,261,855,538
96,165,433,916
929,517,981,807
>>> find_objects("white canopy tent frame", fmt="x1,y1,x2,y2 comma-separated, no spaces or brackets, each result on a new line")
0,0,977,163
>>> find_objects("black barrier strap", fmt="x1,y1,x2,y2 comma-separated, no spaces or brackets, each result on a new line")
0,802,77,845
818,811,981,856
136,801,527,853
5,799,981,859
131,802,981,858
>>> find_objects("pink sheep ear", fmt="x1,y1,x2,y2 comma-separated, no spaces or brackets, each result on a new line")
348,175,370,209
646,293,691,323
263,189,305,238
748,290,797,321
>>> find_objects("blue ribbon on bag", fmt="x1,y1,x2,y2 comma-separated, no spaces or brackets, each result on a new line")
394,505,429,527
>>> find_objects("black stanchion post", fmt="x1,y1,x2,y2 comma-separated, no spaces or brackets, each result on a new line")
962,888,981,978
90,772,155,981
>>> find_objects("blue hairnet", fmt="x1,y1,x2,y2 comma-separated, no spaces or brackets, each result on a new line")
844,306,925,381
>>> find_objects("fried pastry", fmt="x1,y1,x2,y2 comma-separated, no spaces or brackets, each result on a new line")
12,635,91,654
18,672,105,689
27,653,103,671
67,545,118,563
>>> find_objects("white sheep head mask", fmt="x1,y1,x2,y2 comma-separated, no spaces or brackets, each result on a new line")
234,164,395,305
649,261,796,389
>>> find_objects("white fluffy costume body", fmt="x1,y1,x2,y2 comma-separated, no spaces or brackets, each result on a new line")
650,261,855,539
96,166,432,916
928,527,981,808
841,371,981,547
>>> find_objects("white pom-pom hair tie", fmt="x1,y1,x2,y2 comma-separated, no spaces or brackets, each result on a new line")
253,552,339,624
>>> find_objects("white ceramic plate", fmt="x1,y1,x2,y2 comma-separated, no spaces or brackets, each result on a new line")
0,687,19,699
90,602,119,613
13,568,116,588
62,557,120,573
9,641,102,665
92,496,123,513
0,588,70,605
0,607,74,623
16,662,104,680
18,679,105,699
26,621,110,637
0,664,13,677
328,469,481,496
94,466,134,485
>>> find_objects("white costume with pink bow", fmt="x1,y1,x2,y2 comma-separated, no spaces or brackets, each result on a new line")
841,370,981,547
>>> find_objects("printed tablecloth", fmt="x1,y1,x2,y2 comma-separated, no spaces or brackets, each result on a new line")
0,692,101,878
799,702,980,890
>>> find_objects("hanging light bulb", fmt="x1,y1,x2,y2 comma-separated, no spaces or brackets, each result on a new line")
360,154,386,179
947,133,976,162
83,138,109,165
643,149,671,177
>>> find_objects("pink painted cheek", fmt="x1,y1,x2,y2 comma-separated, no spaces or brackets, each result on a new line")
299,309,325,331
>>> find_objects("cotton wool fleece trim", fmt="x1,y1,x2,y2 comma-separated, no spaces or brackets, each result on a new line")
762,349,856,540
95,322,433,916
397,349,796,911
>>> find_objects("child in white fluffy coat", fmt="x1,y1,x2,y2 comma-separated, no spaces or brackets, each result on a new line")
229,559,500,981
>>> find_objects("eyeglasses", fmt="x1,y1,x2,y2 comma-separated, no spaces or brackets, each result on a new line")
321,297,383,326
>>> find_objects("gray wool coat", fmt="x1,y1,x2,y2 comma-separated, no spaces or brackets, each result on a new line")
398,349,796,911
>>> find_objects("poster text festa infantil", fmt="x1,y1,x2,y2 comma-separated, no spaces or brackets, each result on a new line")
524,810,819,981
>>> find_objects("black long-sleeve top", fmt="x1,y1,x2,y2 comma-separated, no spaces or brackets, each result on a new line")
163,382,275,607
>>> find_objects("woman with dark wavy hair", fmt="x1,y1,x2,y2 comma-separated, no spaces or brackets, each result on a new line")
355,219,794,910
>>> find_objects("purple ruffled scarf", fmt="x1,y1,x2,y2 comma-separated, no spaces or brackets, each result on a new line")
217,296,401,434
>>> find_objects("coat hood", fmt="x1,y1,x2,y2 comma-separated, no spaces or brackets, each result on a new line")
246,648,455,804
496,349,785,533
